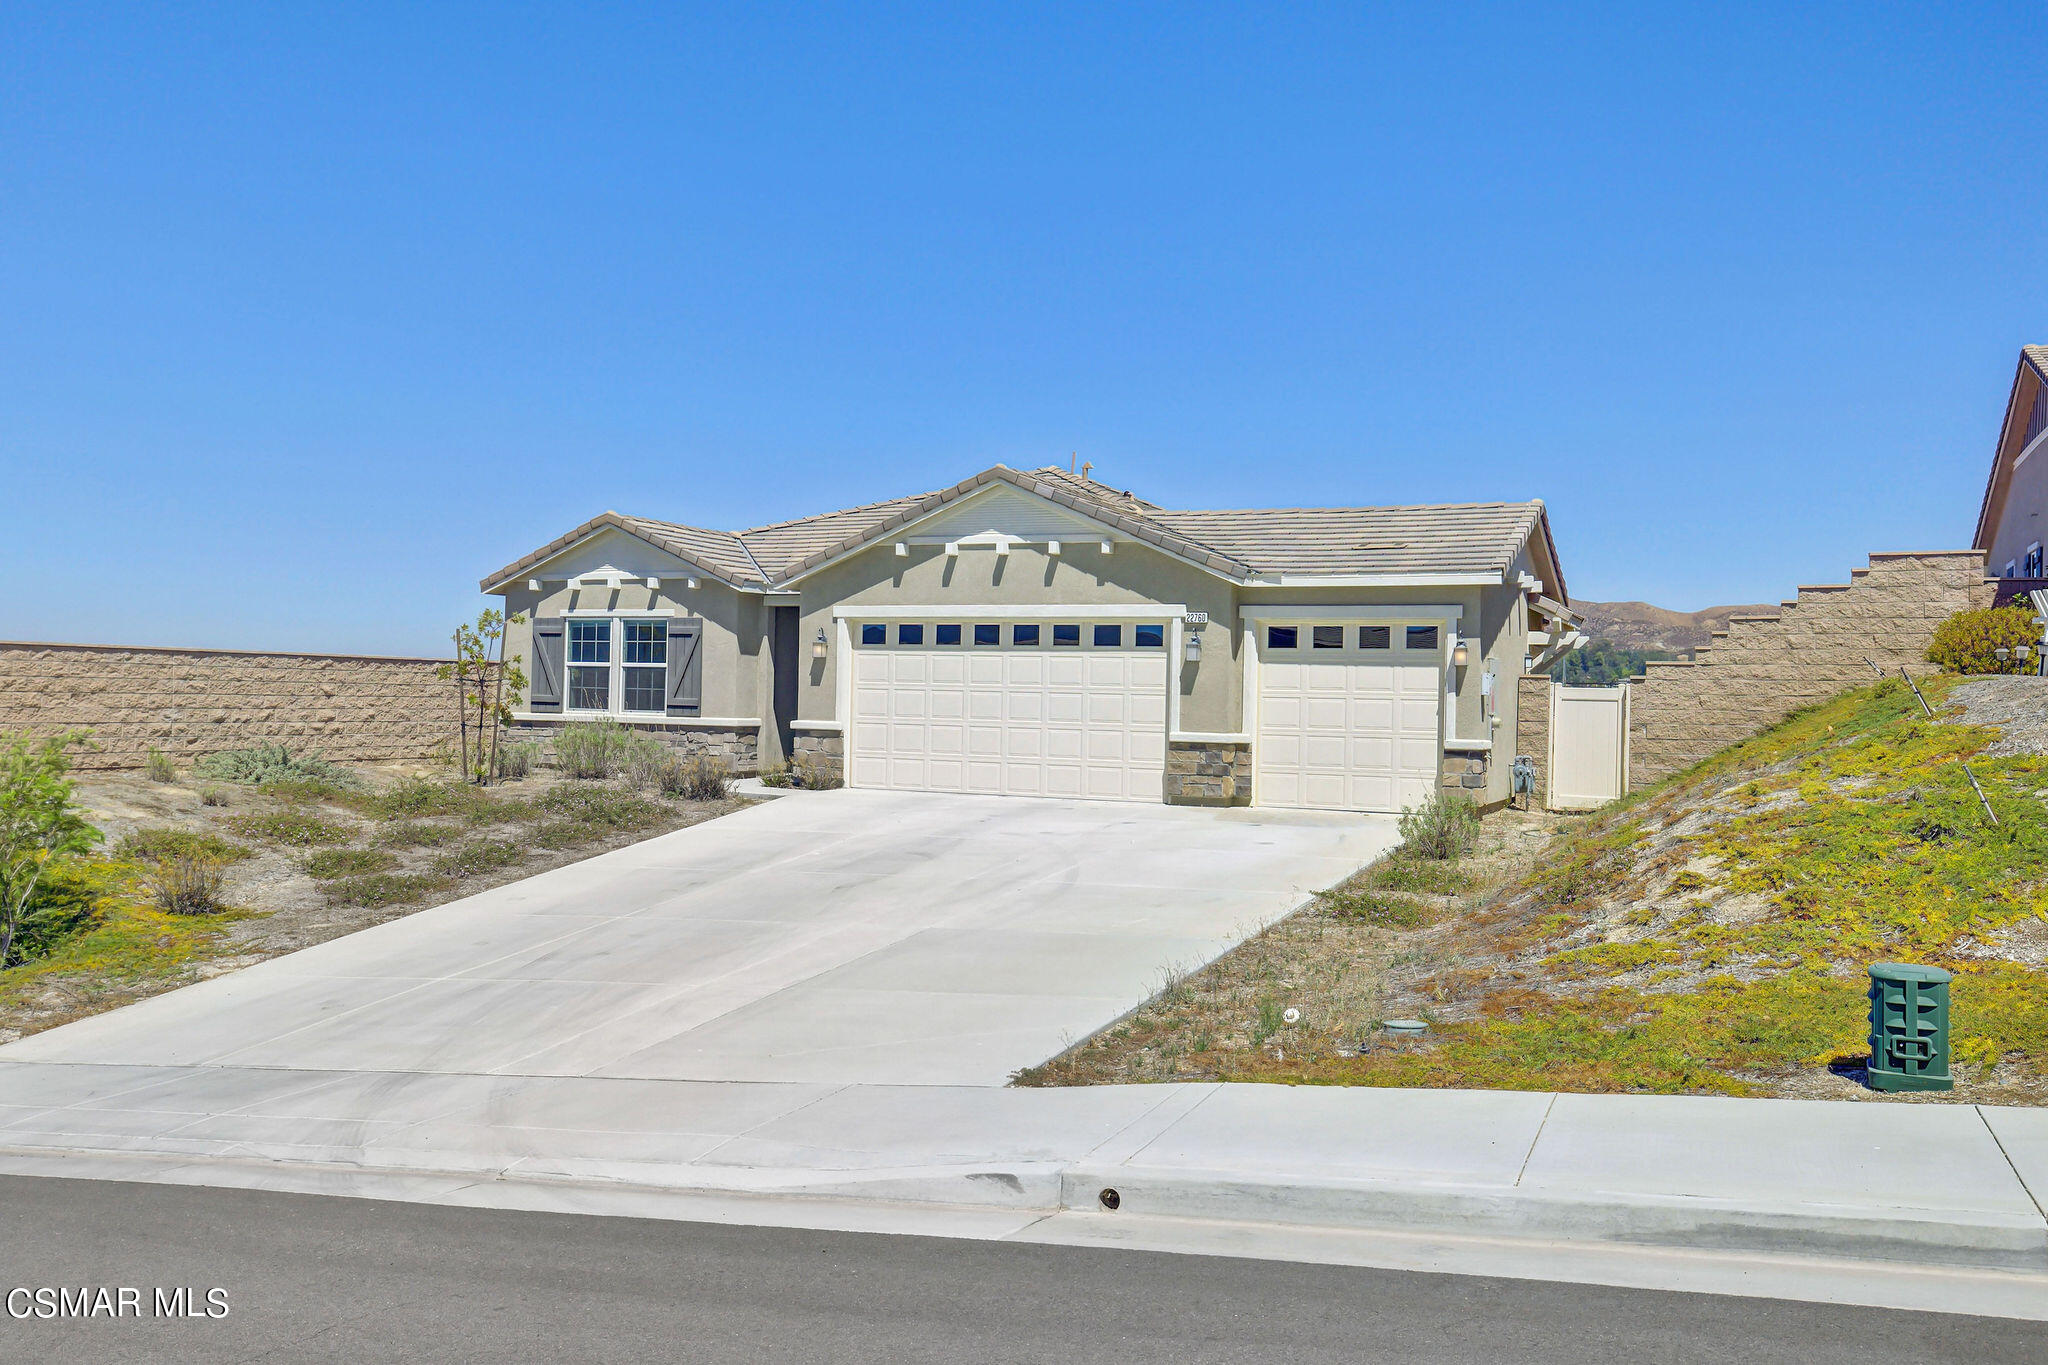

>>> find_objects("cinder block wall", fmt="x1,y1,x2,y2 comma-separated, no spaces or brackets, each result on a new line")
0,641,457,771
1515,673,1550,806
1624,551,1992,789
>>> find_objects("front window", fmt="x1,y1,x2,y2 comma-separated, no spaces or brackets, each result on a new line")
1359,625,1391,649
568,620,611,710
1266,625,1298,650
1013,624,1041,646
1405,625,1440,651
1134,624,1164,648
1312,625,1343,649
934,623,962,645
973,624,1000,646
621,620,666,713
2027,545,2044,578
1093,624,1122,647
898,623,924,645
1053,624,1080,646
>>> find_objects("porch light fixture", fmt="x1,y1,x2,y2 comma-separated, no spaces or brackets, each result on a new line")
1451,638,1471,668
1183,631,1203,663
812,629,828,660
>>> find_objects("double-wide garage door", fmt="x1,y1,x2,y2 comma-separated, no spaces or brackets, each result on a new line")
848,621,1169,801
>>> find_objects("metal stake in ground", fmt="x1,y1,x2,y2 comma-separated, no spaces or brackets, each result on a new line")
1896,667,1998,827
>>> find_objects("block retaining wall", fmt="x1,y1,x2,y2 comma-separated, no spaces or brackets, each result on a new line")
0,640,457,772
1624,552,1993,789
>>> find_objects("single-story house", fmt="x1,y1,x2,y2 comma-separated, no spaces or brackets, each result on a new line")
1974,343,2048,589
481,464,1574,811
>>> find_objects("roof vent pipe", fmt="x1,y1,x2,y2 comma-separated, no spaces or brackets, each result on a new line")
1081,461,1093,482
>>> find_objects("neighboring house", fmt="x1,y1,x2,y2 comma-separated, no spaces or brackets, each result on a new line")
1974,343,2048,586
481,465,1573,812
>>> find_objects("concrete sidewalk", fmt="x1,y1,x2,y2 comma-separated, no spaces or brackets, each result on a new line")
2,1062,2043,1316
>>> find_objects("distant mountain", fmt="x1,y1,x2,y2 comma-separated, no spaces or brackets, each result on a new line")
1573,600,1778,654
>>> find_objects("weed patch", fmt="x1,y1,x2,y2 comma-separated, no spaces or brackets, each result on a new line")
301,847,400,880
226,811,353,847
431,839,523,878
113,828,252,866
326,872,454,909
377,777,512,823
195,745,362,788
536,784,661,830
1319,887,1435,929
1370,857,1474,896
374,821,462,849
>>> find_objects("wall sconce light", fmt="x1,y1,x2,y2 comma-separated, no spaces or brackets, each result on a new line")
812,629,828,660
1184,630,1203,663
1451,638,1471,668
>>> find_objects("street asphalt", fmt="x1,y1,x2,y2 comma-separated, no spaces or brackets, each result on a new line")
0,1174,2033,1364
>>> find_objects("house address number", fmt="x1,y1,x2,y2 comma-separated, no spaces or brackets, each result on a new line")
1182,612,1209,626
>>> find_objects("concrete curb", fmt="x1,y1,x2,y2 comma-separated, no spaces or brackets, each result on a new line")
10,1131,2043,1277
1057,1165,2048,1274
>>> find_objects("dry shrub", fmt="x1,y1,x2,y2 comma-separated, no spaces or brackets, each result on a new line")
144,747,176,784
144,854,228,915
1398,793,1481,860
552,720,652,779
791,753,842,790
628,748,733,801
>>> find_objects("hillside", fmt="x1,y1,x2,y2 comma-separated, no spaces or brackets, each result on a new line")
1023,675,2048,1103
1575,600,1777,653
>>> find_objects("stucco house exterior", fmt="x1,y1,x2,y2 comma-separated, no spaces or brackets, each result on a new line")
1974,343,2048,590
481,465,1573,812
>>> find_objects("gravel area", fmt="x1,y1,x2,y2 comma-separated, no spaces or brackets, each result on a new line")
1942,675,2048,756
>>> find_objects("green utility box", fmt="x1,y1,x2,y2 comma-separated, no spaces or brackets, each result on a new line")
1866,963,1953,1093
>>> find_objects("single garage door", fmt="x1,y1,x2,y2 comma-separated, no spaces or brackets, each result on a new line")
1255,621,1443,812
848,619,1170,801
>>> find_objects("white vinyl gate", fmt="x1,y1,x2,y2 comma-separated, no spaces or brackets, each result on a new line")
1546,683,1630,809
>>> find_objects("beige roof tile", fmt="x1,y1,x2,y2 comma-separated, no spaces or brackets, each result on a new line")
1147,502,1544,577
484,466,1557,595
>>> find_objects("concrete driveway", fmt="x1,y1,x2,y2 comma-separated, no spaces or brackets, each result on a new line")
3,790,1397,1087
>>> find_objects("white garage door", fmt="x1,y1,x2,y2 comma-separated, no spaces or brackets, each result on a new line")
848,620,1170,801
1254,622,1443,813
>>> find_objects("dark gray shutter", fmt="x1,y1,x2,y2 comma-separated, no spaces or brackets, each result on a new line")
667,620,702,714
530,617,565,712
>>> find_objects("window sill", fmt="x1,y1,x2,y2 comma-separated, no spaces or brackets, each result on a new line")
514,712,760,730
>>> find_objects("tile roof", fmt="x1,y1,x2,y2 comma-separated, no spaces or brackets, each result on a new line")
483,465,1557,594
1146,502,1546,578
2026,345,2048,383
736,492,940,579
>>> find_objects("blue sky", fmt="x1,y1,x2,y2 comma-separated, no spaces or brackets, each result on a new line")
4,4,2044,655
